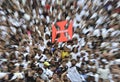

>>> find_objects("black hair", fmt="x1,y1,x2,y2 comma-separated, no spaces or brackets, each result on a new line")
43,48,49,54
71,59,77,62
47,41,52,47
37,67,43,73
39,37,43,41
72,47,78,53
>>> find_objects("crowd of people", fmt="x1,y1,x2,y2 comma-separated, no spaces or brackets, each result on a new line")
0,0,120,82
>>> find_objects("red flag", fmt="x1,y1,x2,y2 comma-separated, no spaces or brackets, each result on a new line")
52,20,73,43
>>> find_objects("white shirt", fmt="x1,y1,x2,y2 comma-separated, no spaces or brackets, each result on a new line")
67,66,82,82
41,0,46,6
71,52,80,60
96,16,104,25
100,42,110,48
25,46,30,53
77,0,85,7
97,68,110,80
75,12,81,22
43,68,53,78
79,38,86,47
0,72,8,79
11,72,24,80
111,42,119,48
66,61,72,68
35,54,47,61
21,0,26,6
76,61,82,68
38,44,46,52
10,26,17,34
35,54,47,67
93,29,100,37
111,30,120,37
101,28,108,39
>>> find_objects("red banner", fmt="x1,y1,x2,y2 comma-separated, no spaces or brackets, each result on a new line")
52,20,73,43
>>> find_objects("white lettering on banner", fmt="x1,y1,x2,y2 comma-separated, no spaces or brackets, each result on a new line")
56,30,68,34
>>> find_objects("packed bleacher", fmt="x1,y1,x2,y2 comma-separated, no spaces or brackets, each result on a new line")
0,0,120,82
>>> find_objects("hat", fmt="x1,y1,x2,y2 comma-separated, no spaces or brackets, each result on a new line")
44,61,50,66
